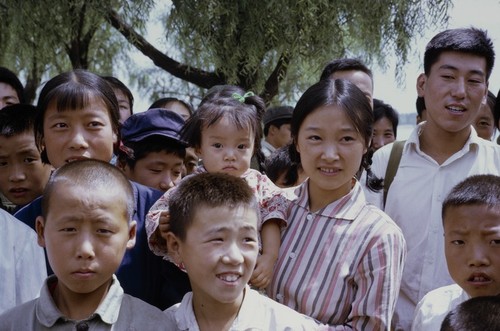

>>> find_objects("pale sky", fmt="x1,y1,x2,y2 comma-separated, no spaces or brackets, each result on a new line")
373,0,500,114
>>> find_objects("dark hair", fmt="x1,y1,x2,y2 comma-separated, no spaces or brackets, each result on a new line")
373,98,399,137
34,69,120,164
149,97,194,117
181,85,265,156
491,89,500,130
264,118,291,136
264,144,300,187
416,96,426,118
41,159,134,222
424,28,495,79
442,174,500,220
290,78,382,191
118,135,186,169
0,67,25,103
169,172,258,241
102,76,134,115
0,104,37,137
440,296,500,331
319,58,373,82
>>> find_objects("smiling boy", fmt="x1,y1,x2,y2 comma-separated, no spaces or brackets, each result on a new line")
164,172,323,330
411,174,500,330
0,159,168,329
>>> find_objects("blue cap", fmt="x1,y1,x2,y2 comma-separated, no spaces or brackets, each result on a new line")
121,108,188,146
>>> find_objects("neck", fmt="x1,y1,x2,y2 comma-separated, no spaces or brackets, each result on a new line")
307,178,354,212
419,122,471,165
52,278,112,320
193,290,244,331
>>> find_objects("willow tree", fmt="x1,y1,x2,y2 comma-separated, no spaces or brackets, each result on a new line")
0,0,153,103
108,0,451,104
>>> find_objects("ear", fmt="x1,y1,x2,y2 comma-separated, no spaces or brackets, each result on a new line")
416,73,427,97
194,146,203,157
35,216,47,248
166,232,183,265
112,132,118,144
126,220,137,250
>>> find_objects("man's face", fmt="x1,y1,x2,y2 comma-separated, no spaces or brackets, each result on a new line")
330,70,374,108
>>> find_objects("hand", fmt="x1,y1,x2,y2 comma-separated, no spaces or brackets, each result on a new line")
250,253,277,289
159,211,171,241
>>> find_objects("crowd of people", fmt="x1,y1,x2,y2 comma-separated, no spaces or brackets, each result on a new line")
0,26,500,330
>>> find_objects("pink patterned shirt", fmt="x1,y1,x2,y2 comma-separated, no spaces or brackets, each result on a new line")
267,180,406,330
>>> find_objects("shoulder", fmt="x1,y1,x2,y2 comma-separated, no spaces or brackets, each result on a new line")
13,197,42,230
119,294,171,325
0,299,37,329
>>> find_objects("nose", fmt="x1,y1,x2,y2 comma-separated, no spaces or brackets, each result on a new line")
159,173,174,191
69,127,89,150
221,242,244,265
451,77,466,99
223,148,236,161
321,143,339,161
468,244,490,267
0,101,5,110
77,234,96,260
9,165,26,182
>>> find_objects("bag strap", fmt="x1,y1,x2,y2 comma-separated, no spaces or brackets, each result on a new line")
383,140,406,207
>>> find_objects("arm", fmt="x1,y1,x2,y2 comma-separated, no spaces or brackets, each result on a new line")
145,189,174,257
250,219,281,289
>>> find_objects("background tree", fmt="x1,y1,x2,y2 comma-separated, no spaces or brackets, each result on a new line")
0,0,451,105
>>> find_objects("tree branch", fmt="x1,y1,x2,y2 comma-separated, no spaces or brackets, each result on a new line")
106,9,225,89
261,52,290,104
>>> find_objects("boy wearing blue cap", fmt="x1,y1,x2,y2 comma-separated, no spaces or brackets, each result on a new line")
118,108,188,192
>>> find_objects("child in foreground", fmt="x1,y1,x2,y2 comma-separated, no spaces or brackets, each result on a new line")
164,172,325,330
411,174,500,331
440,295,500,331
147,85,289,289
0,159,168,329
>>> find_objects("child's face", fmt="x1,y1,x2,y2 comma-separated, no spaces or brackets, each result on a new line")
114,88,132,124
296,105,367,203
123,150,183,192
417,51,488,136
0,82,20,109
0,132,52,206
42,97,117,168
36,183,136,299
168,204,259,308
197,117,254,178
444,204,500,297
164,101,191,121
473,103,495,141
371,116,395,151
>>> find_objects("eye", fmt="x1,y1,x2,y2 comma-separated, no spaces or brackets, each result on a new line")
450,240,465,246
213,143,223,148
24,157,38,164
97,228,113,234
60,227,77,233
52,122,68,129
149,168,162,174
441,74,454,80
307,135,321,141
237,144,248,149
172,170,182,177
0,161,7,167
489,239,500,246
88,121,104,128
341,136,355,142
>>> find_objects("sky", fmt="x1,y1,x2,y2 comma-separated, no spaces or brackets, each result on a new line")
373,0,500,115
131,0,500,118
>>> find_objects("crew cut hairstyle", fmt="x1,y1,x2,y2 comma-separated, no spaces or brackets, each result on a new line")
0,104,37,137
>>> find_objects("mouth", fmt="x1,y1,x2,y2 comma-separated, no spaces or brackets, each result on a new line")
467,272,492,285
65,156,89,163
446,105,466,114
217,272,242,283
9,188,28,197
319,167,340,175
222,166,238,171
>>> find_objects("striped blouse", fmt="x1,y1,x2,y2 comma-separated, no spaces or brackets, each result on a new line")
267,180,406,330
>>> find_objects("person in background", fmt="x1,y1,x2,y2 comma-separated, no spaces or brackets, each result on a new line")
0,105,52,213
102,76,134,124
473,90,496,140
0,160,168,329
371,98,399,150
319,58,374,108
0,67,25,109
264,145,306,188
0,208,46,314
411,174,500,331
363,27,499,330
149,97,198,176
416,96,427,124
261,106,293,159
118,108,188,192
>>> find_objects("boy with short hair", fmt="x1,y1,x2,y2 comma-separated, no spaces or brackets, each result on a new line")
118,108,187,192
0,104,52,213
440,296,500,331
0,159,168,329
411,174,500,330
364,27,499,330
164,172,324,330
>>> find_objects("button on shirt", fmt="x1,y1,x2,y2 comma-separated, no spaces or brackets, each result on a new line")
363,124,500,330
268,180,406,330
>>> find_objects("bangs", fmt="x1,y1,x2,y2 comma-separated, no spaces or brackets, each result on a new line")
50,83,97,112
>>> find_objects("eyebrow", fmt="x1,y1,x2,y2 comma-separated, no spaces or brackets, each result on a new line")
438,64,485,77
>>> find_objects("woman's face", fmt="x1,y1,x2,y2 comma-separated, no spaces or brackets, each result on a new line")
296,105,367,204
42,96,117,168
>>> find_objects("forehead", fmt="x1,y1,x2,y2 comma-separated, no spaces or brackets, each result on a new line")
190,204,258,229
0,132,37,154
330,70,373,92
444,204,500,230
430,51,487,75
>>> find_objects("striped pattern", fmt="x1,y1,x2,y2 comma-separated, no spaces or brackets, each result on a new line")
268,181,406,330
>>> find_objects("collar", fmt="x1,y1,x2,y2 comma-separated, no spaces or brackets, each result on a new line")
293,179,367,221
36,275,124,327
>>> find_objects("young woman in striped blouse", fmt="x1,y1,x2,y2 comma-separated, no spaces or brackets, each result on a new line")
267,78,406,330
